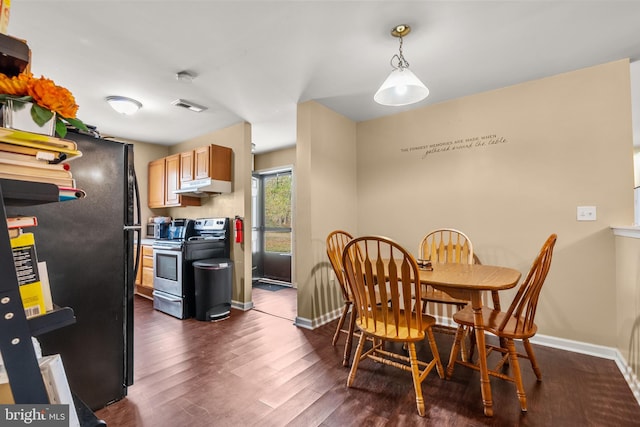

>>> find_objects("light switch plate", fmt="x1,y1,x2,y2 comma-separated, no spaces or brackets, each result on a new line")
577,206,597,221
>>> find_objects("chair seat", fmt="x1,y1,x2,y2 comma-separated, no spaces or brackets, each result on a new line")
356,309,437,342
452,305,538,339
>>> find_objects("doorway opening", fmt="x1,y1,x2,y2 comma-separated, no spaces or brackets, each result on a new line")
251,168,295,320
252,168,293,286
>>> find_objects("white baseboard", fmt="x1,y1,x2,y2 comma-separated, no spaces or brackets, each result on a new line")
295,307,343,330
294,316,314,329
232,300,253,311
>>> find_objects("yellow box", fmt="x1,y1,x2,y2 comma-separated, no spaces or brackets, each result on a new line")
11,232,45,318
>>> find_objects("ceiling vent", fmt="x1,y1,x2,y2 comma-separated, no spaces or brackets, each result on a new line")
171,99,207,112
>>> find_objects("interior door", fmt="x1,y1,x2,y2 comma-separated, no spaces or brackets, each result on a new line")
252,170,292,283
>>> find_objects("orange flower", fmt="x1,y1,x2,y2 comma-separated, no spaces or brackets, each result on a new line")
27,76,79,119
0,72,32,96
0,71,87,137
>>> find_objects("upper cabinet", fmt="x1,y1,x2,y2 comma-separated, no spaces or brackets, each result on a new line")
148,158,165,208
194,145,211,180
164,153,183,206
148,155,201,208
180,150,194,183
148,144,232,208
189,144,232,183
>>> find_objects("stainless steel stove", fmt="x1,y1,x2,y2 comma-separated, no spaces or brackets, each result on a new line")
152,218,230,319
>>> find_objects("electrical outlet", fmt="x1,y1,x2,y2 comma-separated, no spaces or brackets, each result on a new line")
577,206,597,221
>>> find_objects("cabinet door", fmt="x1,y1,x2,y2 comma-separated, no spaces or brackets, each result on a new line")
164,154,181,206
141,246,155,288
210,144,232,181
194,145,210,180
141,265,154,288
180,151,194,184
148,159,165,208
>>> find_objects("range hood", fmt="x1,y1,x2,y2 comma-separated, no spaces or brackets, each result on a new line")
173,177,232,197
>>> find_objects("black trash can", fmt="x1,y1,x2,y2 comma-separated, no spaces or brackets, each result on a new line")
193,258,233,321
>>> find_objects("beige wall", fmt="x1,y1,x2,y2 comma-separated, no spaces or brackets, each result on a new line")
254,146,296,172
128,140,170,225
163,122,253,305
354,59,634,346
295,101,358,324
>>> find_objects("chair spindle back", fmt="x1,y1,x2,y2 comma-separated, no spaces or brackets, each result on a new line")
499,234,557,334
326,230,354,301
419,228,474,264
343,236,424,340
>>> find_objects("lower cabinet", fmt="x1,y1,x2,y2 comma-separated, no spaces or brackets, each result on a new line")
135,245,154,299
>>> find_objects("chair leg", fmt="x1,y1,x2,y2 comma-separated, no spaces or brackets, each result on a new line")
407,342,426,417
456,304,468,362
342,305,357,367
332,302,350,346
425,327,444,379
505,338,527,412
457,327,467,362
468,326,476,361
523,338,542,381
347,331,367,387
446,325,465,379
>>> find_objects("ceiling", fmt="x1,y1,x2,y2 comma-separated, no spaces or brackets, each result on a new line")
8,1,640,153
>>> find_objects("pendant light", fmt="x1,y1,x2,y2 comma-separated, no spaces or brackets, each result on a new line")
374,24,429,106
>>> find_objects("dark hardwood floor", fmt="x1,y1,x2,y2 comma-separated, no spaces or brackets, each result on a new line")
95,293,640,426
250,285,297,321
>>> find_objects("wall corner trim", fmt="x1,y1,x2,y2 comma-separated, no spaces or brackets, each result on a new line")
611,225,640,239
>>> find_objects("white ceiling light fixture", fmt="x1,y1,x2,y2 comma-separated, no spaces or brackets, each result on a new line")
374,24,429,107
106,96,142,115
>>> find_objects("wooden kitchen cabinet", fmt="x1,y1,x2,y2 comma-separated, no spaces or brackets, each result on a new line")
148,158,165,208
135,245,154,300
180,150,194,182
194,145,211,180
164,153,181,206
181,144,233,184
147,155,200,208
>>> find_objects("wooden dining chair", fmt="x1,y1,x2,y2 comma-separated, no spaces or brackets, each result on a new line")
326,230,358,367
418,228,475,357
447,233,557,412
418,228,474,310
342,235,444,417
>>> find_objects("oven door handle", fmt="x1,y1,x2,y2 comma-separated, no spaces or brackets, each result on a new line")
152,291,182,303
153,246,182,252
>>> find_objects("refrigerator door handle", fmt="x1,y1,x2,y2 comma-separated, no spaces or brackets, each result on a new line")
130,169,142,285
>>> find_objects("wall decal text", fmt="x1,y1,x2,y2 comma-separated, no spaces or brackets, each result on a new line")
400,134,508,159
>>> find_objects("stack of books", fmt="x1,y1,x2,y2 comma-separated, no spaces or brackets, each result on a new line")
0,128,82,188
0,128,81,187
0,128,86,200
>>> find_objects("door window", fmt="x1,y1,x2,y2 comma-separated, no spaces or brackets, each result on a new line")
263,173,292,254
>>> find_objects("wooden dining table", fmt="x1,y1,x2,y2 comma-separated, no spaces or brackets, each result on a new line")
418,263,522,417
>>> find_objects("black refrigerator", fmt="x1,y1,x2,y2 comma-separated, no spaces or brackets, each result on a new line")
6,130,140,410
